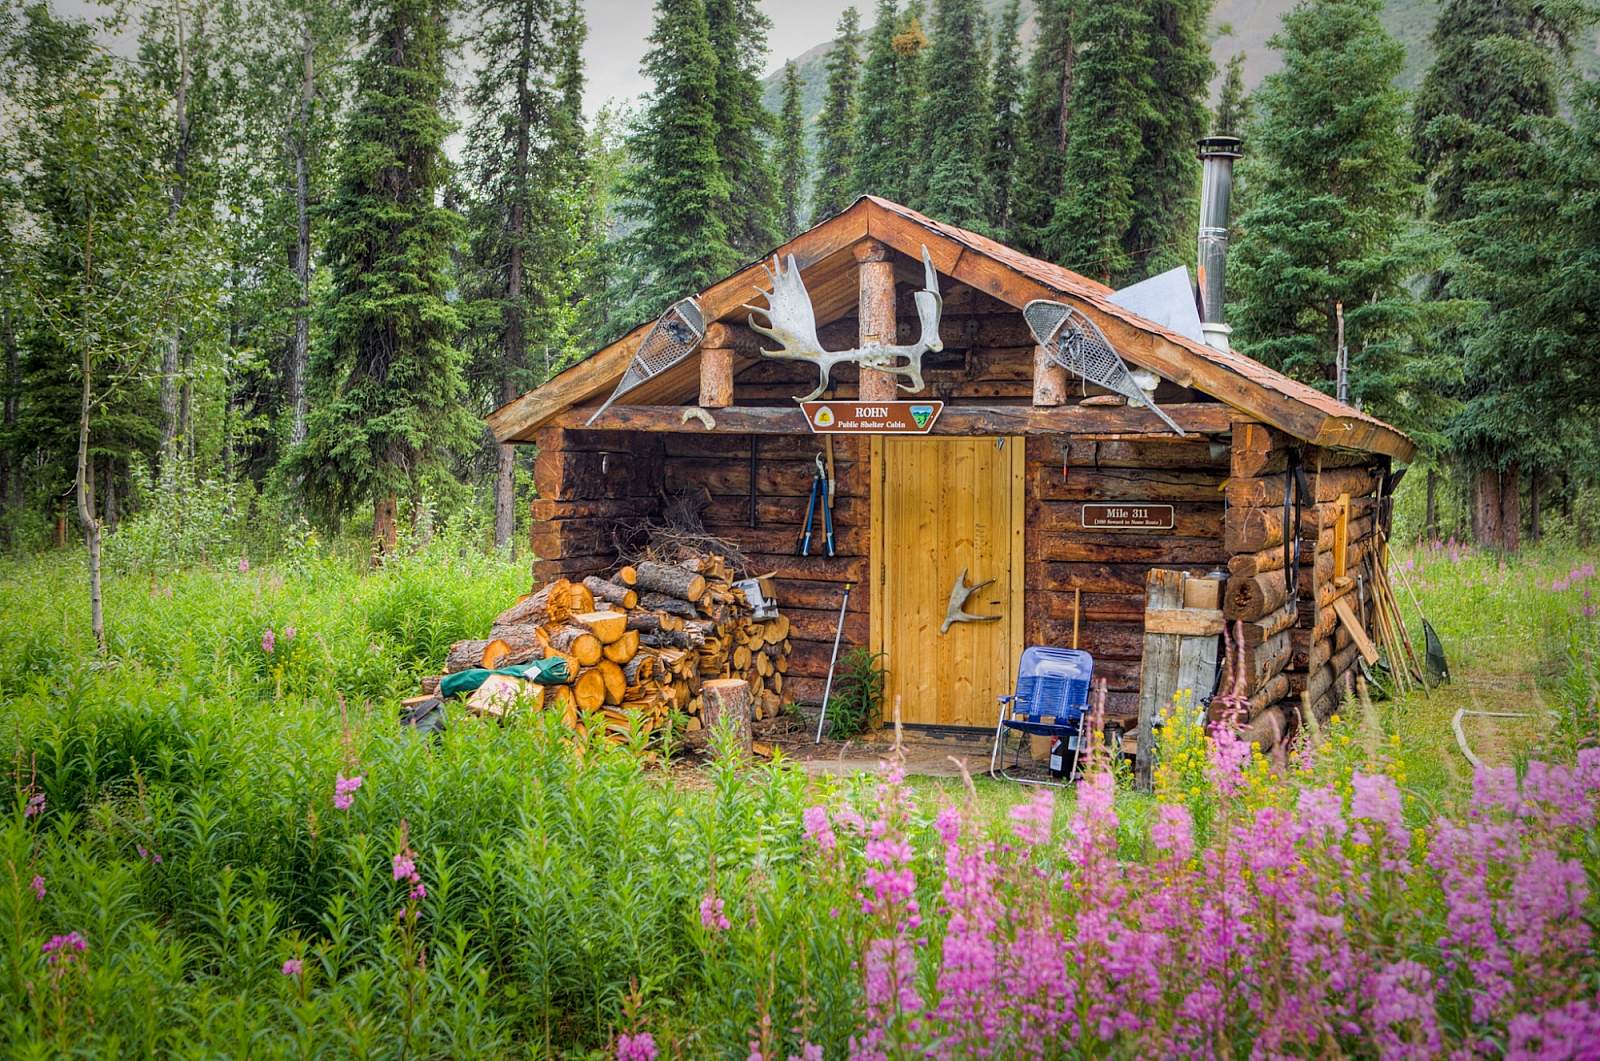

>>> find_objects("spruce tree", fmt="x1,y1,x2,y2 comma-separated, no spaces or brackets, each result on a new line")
986,0,1022,235
1414,0,1595,545
462,0,591,552
623,0,735,313
889,2,931,205
1214,51,1250,135
706,0,781,255
1008,0,1075,257
811,6,861,223
855,0,904,200
920,0,991,229
1046,0,1151,281
1230,0,1422,418
777,60,808,236
291,0,474,550
1126,0,1211,278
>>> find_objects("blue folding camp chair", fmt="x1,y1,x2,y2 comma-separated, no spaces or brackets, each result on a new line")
990,647,1094,786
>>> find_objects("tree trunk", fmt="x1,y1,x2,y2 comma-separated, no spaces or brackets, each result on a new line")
286,18,315,446
1499,464,1521,553
160,0,191,481
103,459,117,532
77,326,104,653
374,493,398,559
1529,471,1541,545
493,379,517,555
0,308,16,539
1423,468,1438,542
1471,468,1502,550
855,240,898,400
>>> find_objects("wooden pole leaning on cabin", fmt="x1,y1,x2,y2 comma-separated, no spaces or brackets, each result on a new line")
698,322,736,409
855,240,899,401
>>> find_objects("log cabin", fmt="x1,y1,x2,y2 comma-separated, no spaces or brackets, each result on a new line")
487,188,1414,762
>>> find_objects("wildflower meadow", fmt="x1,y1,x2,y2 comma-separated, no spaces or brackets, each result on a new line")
2,535,1598,1057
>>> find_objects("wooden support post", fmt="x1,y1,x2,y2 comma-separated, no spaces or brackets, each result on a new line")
855,240,898,401
698,322,735,408
1033,342,1068,406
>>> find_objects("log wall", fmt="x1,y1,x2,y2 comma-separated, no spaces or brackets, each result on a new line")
1025,434,1230,723
1222,419,1388,749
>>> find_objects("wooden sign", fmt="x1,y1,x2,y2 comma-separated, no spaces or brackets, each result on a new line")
801,400,943,434
1081,503,1175,530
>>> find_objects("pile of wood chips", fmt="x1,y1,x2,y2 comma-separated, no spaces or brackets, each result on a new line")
421,553,792,743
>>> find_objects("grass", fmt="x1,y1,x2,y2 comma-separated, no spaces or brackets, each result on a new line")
0,532,1595,1055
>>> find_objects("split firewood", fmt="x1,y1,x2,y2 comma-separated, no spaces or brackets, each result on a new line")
602,629,641,663
565,583,596,614
597,659,627,705
639,592,698,619
545,625,602,667
573,610,629,644
583,576,639,610
488,624,546,663
497,579,572,627
445,639,500,673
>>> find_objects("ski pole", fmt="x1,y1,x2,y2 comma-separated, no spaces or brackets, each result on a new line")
814,583,853,743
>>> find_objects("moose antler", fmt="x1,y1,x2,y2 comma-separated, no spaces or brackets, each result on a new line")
744,245,944,402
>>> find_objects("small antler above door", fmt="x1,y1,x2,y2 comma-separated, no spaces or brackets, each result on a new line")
941,567,1002,634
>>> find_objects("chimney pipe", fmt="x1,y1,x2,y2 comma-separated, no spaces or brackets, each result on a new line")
1196,135,1243,351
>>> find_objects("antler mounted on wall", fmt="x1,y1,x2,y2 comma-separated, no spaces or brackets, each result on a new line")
744,245,944,402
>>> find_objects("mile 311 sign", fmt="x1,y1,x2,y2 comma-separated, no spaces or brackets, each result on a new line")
801,401,944,434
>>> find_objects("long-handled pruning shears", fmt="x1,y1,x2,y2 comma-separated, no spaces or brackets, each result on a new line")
797,452,835,557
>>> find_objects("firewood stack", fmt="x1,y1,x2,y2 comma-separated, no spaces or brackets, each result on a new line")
422,552,792,743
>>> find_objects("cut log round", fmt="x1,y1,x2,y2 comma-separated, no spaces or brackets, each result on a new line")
488,623,547,664
1224,570,1289,621
623,653,657,685
602,629,640,663
497,579,572,627
545,625,602,667
615,565,638,586
761,615,791,643
547,682,575,718
701,678,753,755
565,583,596,614
634,561,707,603
583,576,639,610
574,610,629,644
597,659,627,705
571,668,607,711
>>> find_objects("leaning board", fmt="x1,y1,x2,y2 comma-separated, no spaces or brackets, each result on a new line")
1135,569,1221,790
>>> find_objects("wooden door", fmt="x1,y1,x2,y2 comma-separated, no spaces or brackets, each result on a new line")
871,436,1025,728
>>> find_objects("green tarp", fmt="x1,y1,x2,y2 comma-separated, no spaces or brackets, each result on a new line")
437,657,571,700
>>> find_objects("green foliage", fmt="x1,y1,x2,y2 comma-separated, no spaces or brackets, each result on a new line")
289,0,476,528
985,0,1023,234
1125,0,1212,279
1008,0,1075,256
854,0,915,202
919,0,991,230
623,0,737,316
810,6,861,224
777,60,808,236
825,647,886,740
1046,0,1152,281
1230,0,1428,422
1215,51,1251,136
707,0,781,257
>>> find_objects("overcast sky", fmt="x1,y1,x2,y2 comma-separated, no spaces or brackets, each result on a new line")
55,0,857,116
577,0,854,114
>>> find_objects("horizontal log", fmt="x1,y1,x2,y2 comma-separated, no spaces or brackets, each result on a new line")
1033,467,1229,504
1239,600,1298,646
1238,704,1291,752
1036,590,1144,624
558,403,1235,437
1220,629,1292,696
1225,466,1379,508
1032,499,1224,539
530,497,650,522
1224,569,1288,621
1057,436,1231,470
1028,534,1226,565
664,457,863,499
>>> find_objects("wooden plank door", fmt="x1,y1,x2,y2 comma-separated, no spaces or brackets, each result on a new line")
871,436,1025,728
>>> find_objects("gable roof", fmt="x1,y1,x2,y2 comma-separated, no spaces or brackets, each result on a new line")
487,196,1414,461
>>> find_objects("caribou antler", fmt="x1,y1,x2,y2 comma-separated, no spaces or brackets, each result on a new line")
743,246,944,402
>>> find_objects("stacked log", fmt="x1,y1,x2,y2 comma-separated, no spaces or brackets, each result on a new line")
1223,420,1386,748
422,550,792,744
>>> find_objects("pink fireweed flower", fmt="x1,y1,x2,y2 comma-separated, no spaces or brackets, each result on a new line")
615,1031,658,1061
1350,771,1408,855
789,1045,824,1061
1507,994,1600,1060
699,892,730,932
42,932,87,964
1008,787,1054,846
393,853,416,882
30,875,45,900
333,773,363,810
281,958,303,977
238,556,250,574
24,792,44,818
284,625,297,641
409,881,427,901
136,844,163,864
802,804,836,852
1372,960,1443,1060
261,627,276,654
1150,802,1194,863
